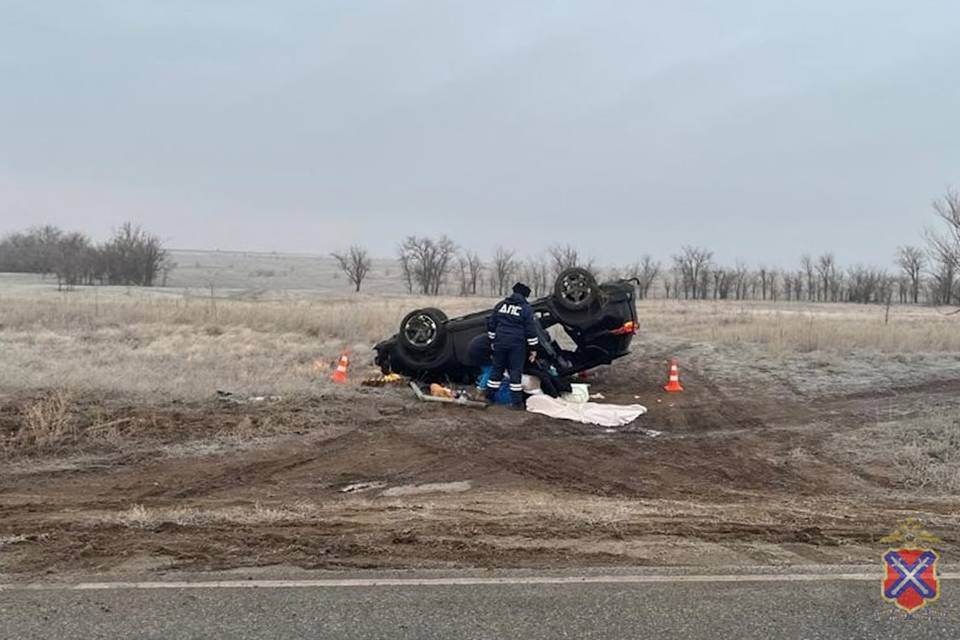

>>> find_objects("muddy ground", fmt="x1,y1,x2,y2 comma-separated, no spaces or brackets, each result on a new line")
2,336,960,577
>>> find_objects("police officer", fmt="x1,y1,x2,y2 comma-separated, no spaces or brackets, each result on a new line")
485,282,540,409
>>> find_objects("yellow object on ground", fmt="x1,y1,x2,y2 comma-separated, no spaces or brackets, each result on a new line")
430,383,454,398
361,373,407,387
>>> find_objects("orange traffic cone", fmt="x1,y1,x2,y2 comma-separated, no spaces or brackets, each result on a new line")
664,357,684,393
331,351,350,384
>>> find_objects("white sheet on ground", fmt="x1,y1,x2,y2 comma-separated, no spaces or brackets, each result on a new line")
525,394,648,427
563,383,590,403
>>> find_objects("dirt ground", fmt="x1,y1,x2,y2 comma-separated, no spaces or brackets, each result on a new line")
2,334,960,577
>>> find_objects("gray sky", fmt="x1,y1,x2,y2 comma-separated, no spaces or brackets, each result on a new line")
2,1,958,267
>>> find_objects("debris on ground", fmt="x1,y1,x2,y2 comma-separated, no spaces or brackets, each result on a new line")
215,390,283,404
429,383,454,398
409,381,488,408
0,533,49,548
361,373,406,387
381,481,472,497
340,481,387,494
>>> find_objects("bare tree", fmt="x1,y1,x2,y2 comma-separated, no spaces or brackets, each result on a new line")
2,223,171,288
846,266,892,304
625,255,661,299
895,274,909,304
925,188,960,306
673,246,713,299
491,246,519,296
699,264,711,300
398,236,457,295
711,266,734,299
331,245,372,292
800,254,816,301
0,225,64,275
662,269,674,299
779,273,789,301
748,270,761,299
398,253,414,294
53,232,92,291
768,269,780,302
758,266,770,301
547,244,579,276
456,256,470,296
101,222,167,287
464,251,484,295
896,245,925,304
455,251,484,296
930,188,960,265
547,244,595,277
928,260,956,305
732,261,749,300
673,256,690,298
816,253,837,302
520,256,550,297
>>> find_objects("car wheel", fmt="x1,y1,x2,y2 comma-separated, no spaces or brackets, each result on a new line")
554,267,598,311
420,307,448,322
398,308,448,353
393,342,454,373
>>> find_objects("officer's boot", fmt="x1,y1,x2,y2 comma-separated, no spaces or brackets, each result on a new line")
484,387,498,404
510,391,525,411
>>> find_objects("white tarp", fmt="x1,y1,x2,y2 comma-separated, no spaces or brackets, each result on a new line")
562,383,590,403
525,394,648,427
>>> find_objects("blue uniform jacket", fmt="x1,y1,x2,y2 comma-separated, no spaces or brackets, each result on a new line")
486,292,539,350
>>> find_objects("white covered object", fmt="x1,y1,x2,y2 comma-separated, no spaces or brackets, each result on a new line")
563,383,590,403
525,395,648,427
521,374,543,395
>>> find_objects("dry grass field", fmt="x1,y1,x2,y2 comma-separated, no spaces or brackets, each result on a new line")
2,268,958,400
642,299,960,353
1,255,959,576
0,270,487,399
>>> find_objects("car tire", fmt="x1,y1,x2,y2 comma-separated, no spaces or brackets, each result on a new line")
393,342,454,373
421,307,448,322
553,267,598,311
398,307,448,353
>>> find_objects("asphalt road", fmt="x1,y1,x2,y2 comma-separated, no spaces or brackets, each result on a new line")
1,568,956,639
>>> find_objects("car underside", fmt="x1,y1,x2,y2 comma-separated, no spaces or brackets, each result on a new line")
374,268,639,383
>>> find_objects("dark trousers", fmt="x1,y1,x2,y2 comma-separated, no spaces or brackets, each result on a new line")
523,360,571,398
486,343,527,406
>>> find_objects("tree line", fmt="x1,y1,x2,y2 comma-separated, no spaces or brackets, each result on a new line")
334,187,960,305
0,223,171,289
3,187,956,303
661,189,958,305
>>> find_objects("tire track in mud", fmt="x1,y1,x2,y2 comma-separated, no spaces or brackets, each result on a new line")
133,453,325,500
3,358,960,575
612,339,817,435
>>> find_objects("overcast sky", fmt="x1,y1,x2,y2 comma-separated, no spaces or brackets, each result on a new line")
2,1,958,266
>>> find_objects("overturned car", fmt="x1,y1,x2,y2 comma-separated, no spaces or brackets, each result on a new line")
374,268,638,382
